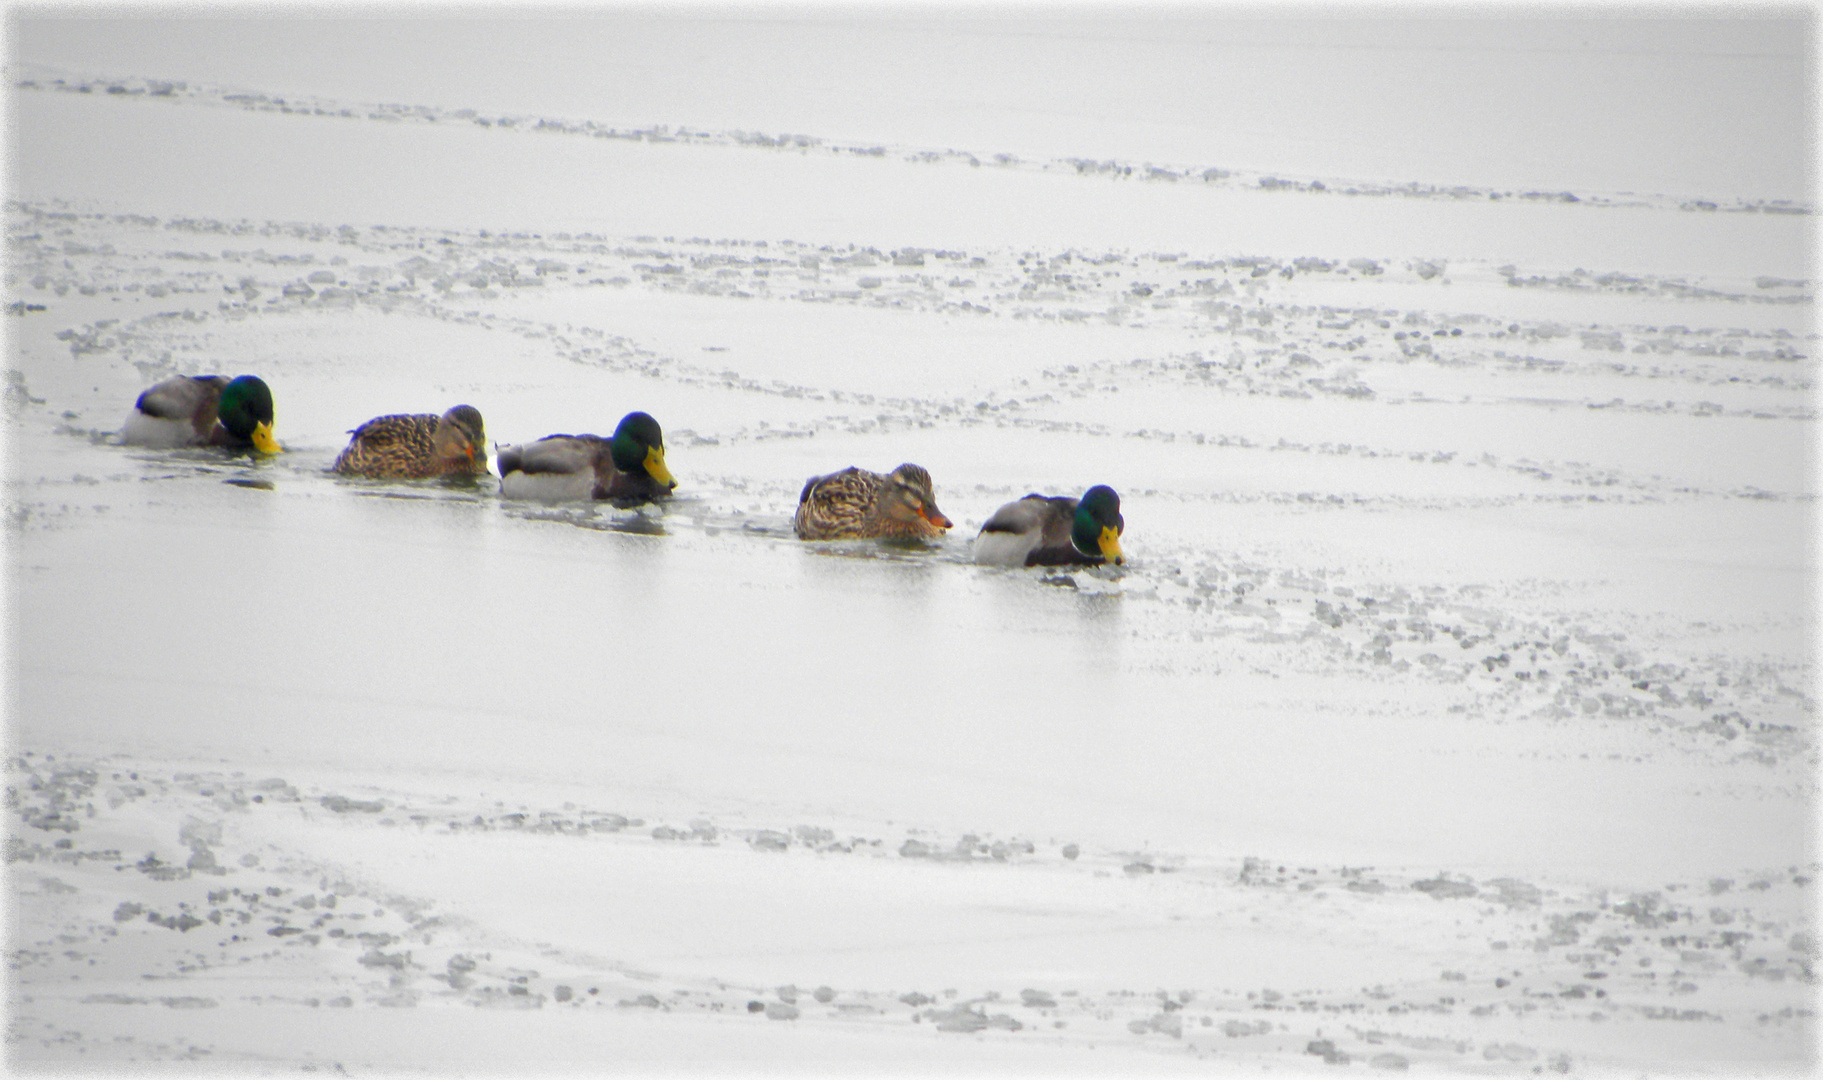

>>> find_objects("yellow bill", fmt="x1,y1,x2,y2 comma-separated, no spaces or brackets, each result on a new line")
645,446,677,488
251,421,283,455
1099,526,1124,565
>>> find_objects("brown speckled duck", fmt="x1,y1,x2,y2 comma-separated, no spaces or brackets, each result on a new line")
794,463,952,541
332,406,488,478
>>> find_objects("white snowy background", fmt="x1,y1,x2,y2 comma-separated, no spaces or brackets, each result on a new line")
3,8,1816,1075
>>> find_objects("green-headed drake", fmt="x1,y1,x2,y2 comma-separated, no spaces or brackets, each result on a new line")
121,374,280,454
496,411,676,504
973,485,1124,567
794,463,953,541
332,406,488,479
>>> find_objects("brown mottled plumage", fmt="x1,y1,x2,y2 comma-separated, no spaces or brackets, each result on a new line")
332,406,488,478
794,463,952,541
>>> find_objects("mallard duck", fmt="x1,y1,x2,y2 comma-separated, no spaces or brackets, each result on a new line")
496,411,677,504
973,485,1124,567
121,374,280,454
794,463,953,541
332,406,488,478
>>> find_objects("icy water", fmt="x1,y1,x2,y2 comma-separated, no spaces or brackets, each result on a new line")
4,14,1817,1075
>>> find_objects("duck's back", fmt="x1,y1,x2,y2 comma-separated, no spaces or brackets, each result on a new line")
123,375,228,446
795,467,886,540
333,414,441,477
497,434,603,500
973,494,1077,565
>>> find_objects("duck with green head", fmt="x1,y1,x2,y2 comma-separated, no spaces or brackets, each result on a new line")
973,485,1124,567
332,405,488,479
496,411,677,504
121,374,280,454
794,463,952,541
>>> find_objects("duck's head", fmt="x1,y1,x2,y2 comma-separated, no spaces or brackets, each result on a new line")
882,463,953,531
220,375,280,454
434,405,488,470
1071,485,1124,564
609,411,677,491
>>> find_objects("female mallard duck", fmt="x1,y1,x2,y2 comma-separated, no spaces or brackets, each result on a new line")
794,463,953,541
973,485,1124,567
496,411,677,504
332,406,488,478
121,374,280,454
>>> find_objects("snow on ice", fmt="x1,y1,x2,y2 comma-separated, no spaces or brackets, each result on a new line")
4,14,1815,1075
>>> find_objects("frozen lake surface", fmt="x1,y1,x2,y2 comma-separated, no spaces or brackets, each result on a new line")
4,14,1816,1075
